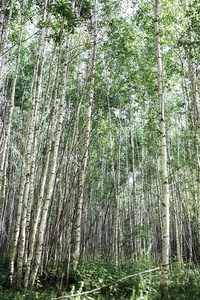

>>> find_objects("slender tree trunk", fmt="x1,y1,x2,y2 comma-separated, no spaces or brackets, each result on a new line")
0,0,5,53
13,3,50,287
184,0,200,256
0,0,13,94
125,131,133,254
115,105,121,267
0,1,23,187
168,139,182,267
72,2,97,272
130,97,138,260
7,0,24,284
154,0,170,296
28,18,68,288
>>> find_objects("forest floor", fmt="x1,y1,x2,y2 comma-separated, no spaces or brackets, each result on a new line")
0,257,200,299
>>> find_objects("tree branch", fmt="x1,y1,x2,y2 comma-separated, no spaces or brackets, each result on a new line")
53,267,160,299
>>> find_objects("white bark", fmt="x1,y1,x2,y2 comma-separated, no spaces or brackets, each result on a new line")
115,106,121,268
7,0,24,284
0,0,13,92
130,97,138,260
28,19,69,287
73,3,97,271
125,131,133,254
154,0,170,296
16,3,49,286
72,68,93,272
0,0,5,53
0,0,23,186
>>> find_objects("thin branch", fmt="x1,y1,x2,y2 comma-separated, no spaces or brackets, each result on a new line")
0,28,42,57
53,267,160,299
146,0,154,6
136,0,154,20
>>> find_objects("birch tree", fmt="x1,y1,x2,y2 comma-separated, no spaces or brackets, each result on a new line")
28,17,70,287
154,0,170,296
6,0,24,284
73,1,97,272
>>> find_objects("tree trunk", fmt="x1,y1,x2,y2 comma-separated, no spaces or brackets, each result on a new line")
154,0,170,296
7,0,24,284
130,97,138,260
72,11,97,271
28,18,68,288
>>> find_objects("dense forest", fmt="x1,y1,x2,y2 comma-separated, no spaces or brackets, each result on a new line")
0,0,200,299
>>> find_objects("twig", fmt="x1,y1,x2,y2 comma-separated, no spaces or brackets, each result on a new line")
53,267,160,299
0,28,42,57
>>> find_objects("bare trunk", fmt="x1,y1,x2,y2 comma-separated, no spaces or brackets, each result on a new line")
28,18,67,288
154,0,170,296
130,97,138,260
7,1,24,284
72,2,97,272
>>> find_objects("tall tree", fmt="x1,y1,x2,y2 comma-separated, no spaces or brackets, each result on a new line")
154,0,170,297
73,0,97,272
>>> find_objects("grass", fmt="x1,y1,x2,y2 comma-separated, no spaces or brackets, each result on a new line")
0,256,200,299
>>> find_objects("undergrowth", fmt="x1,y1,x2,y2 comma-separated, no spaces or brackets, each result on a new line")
0,256,200,299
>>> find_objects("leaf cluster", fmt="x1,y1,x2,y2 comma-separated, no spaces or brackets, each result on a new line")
74,256,158,298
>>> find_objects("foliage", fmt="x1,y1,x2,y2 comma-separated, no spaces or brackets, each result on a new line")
1,0,200,297
1,259,200,299
0,288,58,300
70,259,200,299
71,256,158,299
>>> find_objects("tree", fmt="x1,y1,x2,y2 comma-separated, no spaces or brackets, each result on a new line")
154,0,170,296
1,0,200,296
